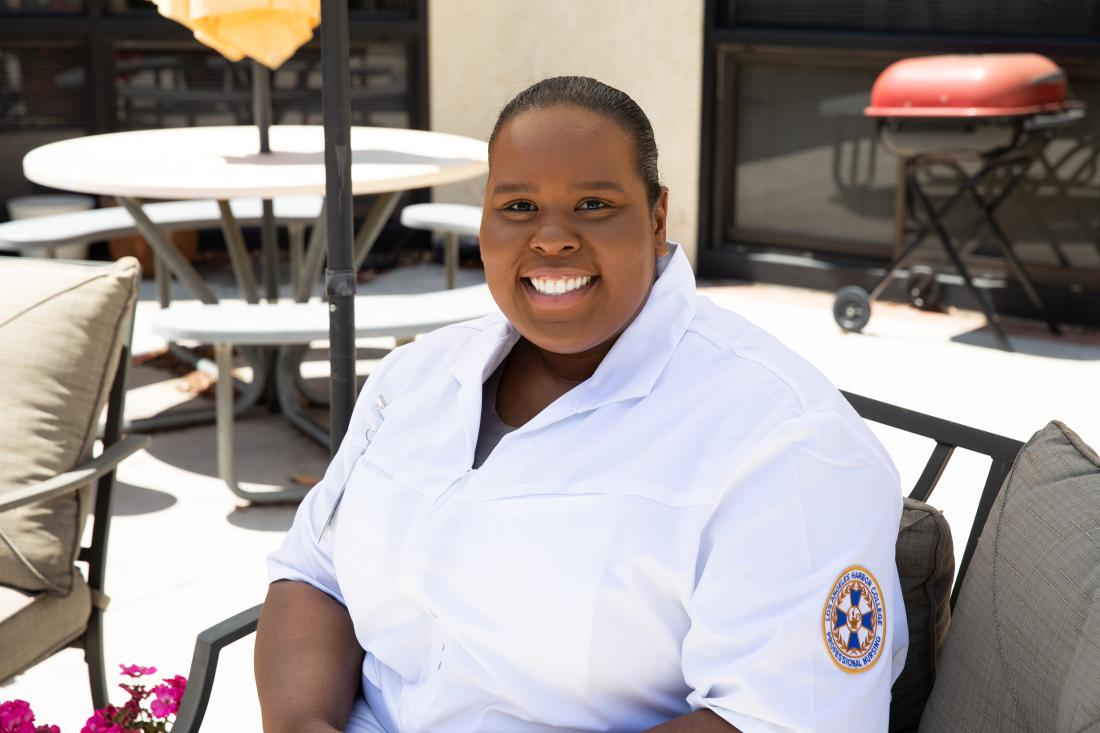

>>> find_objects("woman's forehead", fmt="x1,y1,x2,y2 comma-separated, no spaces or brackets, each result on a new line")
489,107,637,183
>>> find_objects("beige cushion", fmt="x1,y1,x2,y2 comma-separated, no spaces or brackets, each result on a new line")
0,570,92,683
919,422,1100,732
891,497,954,733
0,258,139,592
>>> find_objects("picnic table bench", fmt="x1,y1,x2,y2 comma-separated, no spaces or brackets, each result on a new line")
150,284,499,504
0,197,324,305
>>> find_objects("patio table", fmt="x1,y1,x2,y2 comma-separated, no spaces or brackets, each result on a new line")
22,125,488,434
22,124,488,305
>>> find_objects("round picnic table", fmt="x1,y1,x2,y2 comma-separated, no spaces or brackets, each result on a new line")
23,125,488,304
23,125,489,453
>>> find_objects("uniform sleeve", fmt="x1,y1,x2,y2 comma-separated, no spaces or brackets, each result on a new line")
682,409,907,733
265,345,409,606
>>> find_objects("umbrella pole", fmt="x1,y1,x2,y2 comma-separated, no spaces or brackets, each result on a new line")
252,60,279,302
321,0,356,454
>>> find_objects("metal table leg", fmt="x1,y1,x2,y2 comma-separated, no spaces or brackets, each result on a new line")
444,231,459,290
288,223,306,296
261,199,279,302
216,200,259,304
119,197,217,304
353,192,402,270
276,345,329,448
215,342,308,504
154,251,171,308
293,203,327,303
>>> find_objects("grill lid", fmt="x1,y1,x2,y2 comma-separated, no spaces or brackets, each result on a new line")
865,53,1072,118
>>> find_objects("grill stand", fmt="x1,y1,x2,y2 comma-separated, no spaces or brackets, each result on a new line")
834,139,1066,351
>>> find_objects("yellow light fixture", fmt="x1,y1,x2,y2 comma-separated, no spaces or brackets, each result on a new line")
150,0,320,69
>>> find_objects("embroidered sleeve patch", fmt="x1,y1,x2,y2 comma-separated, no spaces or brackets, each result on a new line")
822,565,886,673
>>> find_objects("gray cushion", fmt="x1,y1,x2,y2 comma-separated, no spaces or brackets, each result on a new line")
0,570,92,683
0,258,139,592
919,422,1100,732
891,497,954,733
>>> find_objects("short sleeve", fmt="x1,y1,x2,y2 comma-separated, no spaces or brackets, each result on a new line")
266,345,409,606
682,409,907,733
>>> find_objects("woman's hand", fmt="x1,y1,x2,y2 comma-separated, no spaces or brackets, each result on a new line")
255,580,364,733
644,710,740,732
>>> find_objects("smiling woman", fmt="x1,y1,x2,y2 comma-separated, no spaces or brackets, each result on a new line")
255,77,908,733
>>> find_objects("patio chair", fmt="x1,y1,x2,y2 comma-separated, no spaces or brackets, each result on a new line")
170,393,1100,733
0,257,150,708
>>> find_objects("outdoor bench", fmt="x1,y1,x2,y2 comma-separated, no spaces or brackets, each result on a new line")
148,284,499,504
0,196,322,256
0,197,323,305
167,391,1100,732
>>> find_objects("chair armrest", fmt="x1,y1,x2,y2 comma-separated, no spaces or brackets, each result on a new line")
0,434,150,513
173,603,263,733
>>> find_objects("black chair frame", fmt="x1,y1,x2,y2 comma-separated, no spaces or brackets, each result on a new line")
0,294,150,708
171,390,1025,732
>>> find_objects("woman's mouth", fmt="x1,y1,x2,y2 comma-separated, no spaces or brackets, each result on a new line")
521,274,598,307
528,275,593,295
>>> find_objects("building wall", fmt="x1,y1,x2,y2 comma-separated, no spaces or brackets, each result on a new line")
427,0,705,265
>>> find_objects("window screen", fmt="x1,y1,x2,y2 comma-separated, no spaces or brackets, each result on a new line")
0,43,86,130
114,42,411,131
723,0,1099,37
732,61,897,251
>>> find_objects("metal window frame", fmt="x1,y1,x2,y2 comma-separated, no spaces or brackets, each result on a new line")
0,0,429,135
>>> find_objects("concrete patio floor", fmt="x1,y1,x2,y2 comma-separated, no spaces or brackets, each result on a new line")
4,258,1099,731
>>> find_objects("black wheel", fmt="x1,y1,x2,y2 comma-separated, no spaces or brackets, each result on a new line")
833,286,872,332
907,265,942,311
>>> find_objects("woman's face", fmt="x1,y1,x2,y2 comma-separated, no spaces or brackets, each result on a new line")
480,105,669,356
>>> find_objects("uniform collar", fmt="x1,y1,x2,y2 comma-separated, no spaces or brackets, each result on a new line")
451,243,696,431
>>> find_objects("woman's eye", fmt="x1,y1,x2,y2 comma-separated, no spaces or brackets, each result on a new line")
577,199,607,211
503,201,536,212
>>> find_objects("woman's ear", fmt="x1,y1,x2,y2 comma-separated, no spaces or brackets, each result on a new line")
652,186,670,257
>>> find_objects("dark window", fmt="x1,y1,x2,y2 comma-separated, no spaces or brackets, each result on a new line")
720,0,1100,38
0,43,86,130
732,60,895,253
0,0,83,15
112,41,411,130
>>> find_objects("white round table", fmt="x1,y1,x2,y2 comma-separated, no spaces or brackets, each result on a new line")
24,125,488,200
23,125,488,303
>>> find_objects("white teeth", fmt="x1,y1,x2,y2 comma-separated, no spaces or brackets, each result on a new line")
530,275,592,296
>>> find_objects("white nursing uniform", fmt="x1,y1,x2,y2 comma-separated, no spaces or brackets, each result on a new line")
268,245,908,733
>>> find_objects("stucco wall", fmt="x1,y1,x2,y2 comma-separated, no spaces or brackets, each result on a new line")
427,0,705,265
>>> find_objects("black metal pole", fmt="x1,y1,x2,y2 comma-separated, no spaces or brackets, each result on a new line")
321,0,356,454
251,60,280,302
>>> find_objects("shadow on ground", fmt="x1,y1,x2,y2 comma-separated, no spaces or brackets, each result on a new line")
226,504,297,532
142,415,329,487
951,323,1100,360
109,481,178,516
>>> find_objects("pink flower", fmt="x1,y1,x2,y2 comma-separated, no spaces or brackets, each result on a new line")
0,700,36,733
162,675,186,692
81,706,123,733
34,726,60,733
118,664,156,678
149,681,184,719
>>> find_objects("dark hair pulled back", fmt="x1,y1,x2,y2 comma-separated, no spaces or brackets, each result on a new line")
488,76,662,207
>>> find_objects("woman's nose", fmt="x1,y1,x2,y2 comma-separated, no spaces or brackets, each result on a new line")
530,223,579,256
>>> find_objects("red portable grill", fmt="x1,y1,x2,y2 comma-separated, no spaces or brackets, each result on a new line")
832,53,1085,350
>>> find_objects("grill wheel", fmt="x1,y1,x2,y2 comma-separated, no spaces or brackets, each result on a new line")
833,286,872,333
